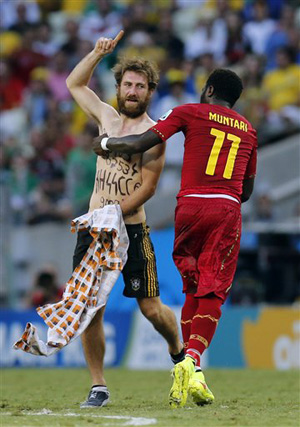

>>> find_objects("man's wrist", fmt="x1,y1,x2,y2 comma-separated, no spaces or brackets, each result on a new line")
101,137,110,151
90,50,104,62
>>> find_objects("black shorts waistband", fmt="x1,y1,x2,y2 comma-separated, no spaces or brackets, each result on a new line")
125,222,147,231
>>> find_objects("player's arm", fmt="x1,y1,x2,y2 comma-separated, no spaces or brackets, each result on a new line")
119,143,165,216
93,106,185,155
241,177,255,203
93,130,162,155
66,31,124,127
241,141,257,203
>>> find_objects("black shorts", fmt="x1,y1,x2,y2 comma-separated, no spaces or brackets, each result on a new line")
72,223,159,299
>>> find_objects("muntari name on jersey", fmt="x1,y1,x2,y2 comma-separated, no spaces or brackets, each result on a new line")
209,112,248,132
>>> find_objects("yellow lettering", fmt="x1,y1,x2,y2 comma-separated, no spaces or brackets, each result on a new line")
240,121,245,131
234,119,240,129
245,123,248,132
229,118,234,127
223,116,229,126
209,112,217,121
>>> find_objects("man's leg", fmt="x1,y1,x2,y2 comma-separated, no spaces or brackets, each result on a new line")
81,306,106,385
169,294,222,408
80,306,110,408
167,292,198,409
186,295,222,366
180,292,198,351
137,297,183,357
186,294,222,406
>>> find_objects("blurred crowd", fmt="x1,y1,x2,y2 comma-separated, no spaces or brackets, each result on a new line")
0,0,300,226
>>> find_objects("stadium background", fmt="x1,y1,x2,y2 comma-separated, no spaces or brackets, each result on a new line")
0,0,299,372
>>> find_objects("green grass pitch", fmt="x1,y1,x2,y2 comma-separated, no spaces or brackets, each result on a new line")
1,368,299,426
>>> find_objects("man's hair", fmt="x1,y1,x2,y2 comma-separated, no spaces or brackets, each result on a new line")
206,69,243,107
112,57,159,90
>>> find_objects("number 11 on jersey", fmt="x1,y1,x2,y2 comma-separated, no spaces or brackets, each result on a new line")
206,128,241,179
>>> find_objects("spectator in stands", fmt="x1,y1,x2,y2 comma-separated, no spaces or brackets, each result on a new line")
262,46,299,112
184,8,227,64
43,112,75,159
264,4,298,71
67,122,97,216
0,59,24,111
27,169,71,225
61,19,81,67
33,22,60,58
119,30,166,67
48,50,72,103
121,2,156,36
27,266,63,308
0,59,26,139
243,0,276,56
239,54,267,131
8,2,39,34
78,0,123,45
24,67,50,128
261,46,300,139
255,194,274,222
29,127,65,181
9,154,38,225
195,52,217,95
10,28,47,86
153,9,184,65
224,10,246,65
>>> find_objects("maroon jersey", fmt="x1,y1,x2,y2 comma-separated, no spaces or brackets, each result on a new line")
151,104,257,202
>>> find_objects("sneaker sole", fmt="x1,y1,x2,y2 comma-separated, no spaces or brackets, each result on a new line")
169,364,191,408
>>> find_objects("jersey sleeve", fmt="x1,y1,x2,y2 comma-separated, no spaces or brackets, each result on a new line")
244,138,257,179
150,105,189,142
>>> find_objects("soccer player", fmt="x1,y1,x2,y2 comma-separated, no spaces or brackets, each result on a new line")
93,69,257,408
66,31,184,408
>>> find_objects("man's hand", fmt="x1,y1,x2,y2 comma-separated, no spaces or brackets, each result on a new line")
93,133,109,157
93,30,124,58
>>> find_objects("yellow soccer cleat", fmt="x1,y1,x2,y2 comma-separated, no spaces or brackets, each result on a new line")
169,357,195,408
188,371,215,405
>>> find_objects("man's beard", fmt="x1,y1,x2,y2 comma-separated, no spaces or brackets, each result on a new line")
117,92,151,118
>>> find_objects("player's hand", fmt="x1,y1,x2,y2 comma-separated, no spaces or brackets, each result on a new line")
93,133,109,157
93,30,124,57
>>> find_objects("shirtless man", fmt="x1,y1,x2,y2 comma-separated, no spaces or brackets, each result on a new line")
66,31,183,408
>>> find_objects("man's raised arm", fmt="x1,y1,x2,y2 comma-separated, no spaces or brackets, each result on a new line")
66,31,124,125
93,130,163,156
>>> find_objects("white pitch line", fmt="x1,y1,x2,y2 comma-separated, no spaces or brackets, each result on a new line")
1,410,157,426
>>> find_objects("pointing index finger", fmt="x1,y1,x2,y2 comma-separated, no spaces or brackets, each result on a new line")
114,30,124,45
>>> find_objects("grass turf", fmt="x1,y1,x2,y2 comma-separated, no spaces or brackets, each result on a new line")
1,368,299,426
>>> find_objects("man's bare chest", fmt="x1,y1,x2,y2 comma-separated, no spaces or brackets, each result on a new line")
94,151,142,199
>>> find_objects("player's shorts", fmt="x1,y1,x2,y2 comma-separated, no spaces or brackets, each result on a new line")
72,222,159,299
173,197,242,302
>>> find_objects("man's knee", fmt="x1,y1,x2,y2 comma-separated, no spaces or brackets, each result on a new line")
138,297,163,324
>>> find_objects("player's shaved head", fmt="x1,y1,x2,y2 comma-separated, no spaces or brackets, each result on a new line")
204,69,243,107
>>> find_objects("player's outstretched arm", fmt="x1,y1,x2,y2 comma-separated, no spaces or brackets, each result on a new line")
66,30,124,125
93,130,162,156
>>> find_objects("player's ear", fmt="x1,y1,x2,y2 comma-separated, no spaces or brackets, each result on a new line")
207,85,214,97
